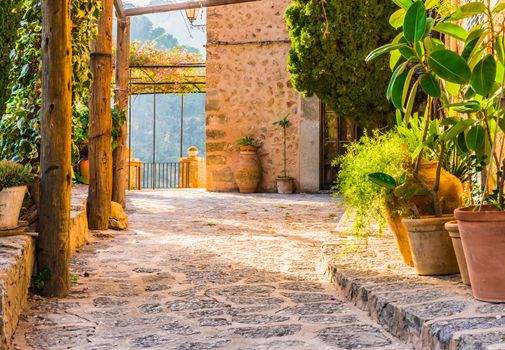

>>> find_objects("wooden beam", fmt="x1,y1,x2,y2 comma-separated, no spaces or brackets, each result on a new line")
88,0,114,230
114,0,125,19
124,0,260,17
112,17,130,208
39,0,72,297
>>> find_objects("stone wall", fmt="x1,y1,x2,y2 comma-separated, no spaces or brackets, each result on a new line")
206,0,320,192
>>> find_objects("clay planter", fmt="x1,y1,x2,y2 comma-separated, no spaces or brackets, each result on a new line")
235,146,262,194
276,177,294,194
454,206,505,302
402,216,459,276
79,159,90,185
0,186,27,230
385,212,414,267
444,221,470,285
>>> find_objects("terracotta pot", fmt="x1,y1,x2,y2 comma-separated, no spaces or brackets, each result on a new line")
403,216,459,276
0,186,27,230
385,211,414,267
410,161,464,216
444,221,470,285
79,159,90,185
276,178,294,194
454,206,505,302
235,146,262,193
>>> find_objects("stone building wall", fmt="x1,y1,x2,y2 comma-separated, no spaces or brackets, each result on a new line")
206,0,319,192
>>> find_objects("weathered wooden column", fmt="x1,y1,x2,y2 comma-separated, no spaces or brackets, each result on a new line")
39,0,72,297
88,0,114,229
112,17,130,208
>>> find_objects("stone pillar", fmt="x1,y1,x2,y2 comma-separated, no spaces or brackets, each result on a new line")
299,96,321,192
180,147,207,188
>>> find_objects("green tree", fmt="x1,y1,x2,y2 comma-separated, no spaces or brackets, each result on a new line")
285,0,398,128
0,1,23,115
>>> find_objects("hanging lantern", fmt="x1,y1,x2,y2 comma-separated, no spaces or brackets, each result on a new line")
185,7,201,24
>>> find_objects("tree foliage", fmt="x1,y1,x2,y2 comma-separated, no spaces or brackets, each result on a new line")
0,1,23,116
0,0,101,170
285,0,398,128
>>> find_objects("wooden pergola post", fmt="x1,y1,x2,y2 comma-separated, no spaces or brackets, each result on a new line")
89,0,114,229
112,17,130,208
38,0,72,297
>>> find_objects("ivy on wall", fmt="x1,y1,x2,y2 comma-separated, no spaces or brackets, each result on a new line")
0,1,23,116
285,0,398,129
0,0,101,171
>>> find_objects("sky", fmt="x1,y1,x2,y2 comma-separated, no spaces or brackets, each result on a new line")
124,1,207,55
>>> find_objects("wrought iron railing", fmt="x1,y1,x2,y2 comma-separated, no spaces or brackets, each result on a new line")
141,162,190,189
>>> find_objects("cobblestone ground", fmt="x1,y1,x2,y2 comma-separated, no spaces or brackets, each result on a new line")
14,190,411,350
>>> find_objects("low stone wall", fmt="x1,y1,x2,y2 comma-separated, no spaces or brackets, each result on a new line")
321,235,505,350
0,236,34,349
0,185,90,349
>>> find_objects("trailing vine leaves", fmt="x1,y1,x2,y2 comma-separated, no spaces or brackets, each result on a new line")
0,0,101,171
285,0,398,129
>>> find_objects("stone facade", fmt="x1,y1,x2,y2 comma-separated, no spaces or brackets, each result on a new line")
206,0,320,193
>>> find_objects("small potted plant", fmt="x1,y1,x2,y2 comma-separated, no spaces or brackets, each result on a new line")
0,161,34,230
235,135,263,193
273,114,294,194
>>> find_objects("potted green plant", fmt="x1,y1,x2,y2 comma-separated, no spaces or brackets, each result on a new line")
235,135,263,193
273,114,294,194
0,161,34,230
365,0,496,275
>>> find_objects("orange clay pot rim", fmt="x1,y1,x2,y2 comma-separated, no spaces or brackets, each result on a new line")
239,146,257,151
454,206,505,222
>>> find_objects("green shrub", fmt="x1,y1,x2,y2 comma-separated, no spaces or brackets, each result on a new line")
285,0,397,129
0,160,34,188
333,127,420,236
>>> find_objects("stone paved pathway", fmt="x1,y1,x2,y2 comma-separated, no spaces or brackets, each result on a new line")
14,190,411,350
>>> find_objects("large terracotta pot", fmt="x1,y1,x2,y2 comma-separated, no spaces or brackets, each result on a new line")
444,221,470,285
0,186,27,230
410,161,464,216
235,146,262,193
79,159,90,185
454,206,505,302
276,178,294,194
403,216,459,276
385,211,414,267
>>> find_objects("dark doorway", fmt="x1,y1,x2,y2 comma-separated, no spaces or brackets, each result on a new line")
320,104,358,190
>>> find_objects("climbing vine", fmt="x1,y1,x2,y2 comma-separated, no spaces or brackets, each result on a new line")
285,0,398,128
129,41,205,94
0,0,101,171
0,1,23,116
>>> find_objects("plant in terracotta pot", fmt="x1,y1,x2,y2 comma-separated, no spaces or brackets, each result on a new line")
273,114,294,194
235,135,263,194
0,161,34,230
364,0,501,276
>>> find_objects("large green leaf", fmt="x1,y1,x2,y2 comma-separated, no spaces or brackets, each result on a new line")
387,62,407,99
465,125,485,151
404,80,419,123
462,29,484,61
366,43,407,63
496,36,505,65
446,100,481,113
425,0,440,9
368,173,397,190
404,1,427,43
399,36,418,60
428,50,471,84
471,55,497,96
449,2,486,20
420,72,441,97
493,2,505,14
433,23,468,41
443,118,475,141
402,65,419,108
392,71,408,109
392,0,414,10
390,9,406,29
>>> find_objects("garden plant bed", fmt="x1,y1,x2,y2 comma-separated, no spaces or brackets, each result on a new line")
321,235,505,350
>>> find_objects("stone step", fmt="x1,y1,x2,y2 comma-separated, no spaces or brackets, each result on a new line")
321,240,505,350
